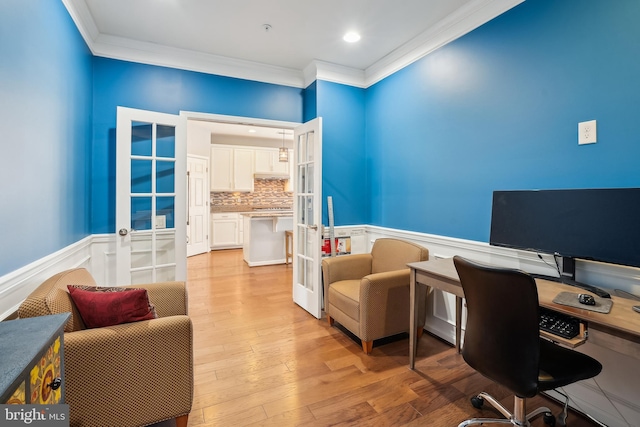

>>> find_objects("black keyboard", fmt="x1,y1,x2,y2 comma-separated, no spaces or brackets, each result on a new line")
539,307,581,339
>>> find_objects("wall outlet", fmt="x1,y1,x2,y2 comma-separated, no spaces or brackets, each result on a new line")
578,120,597,145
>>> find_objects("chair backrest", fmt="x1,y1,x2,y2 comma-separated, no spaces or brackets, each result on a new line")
371,238,429,273
18,268,96,332
453,256,541,398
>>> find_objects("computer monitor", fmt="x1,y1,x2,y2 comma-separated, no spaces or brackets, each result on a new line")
489,188,640,278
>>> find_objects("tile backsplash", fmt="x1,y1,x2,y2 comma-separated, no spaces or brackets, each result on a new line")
211,179,292,210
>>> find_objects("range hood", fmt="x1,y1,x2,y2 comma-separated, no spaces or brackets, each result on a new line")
254,172,290,180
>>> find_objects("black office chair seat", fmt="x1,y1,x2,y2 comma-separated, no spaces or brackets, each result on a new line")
538,338,602,391
453,256,602,427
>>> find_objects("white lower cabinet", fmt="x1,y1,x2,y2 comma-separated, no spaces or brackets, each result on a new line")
210,213,242,249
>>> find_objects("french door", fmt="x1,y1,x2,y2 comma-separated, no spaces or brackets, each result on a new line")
292,118,323,318
115,107,187,285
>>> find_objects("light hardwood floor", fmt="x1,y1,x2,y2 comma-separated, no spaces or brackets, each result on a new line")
183,249,597,426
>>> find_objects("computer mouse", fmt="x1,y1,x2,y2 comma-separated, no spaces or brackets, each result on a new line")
578,294,596,306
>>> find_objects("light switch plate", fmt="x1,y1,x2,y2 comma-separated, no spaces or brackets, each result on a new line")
155,215,166,229
578,120,597,145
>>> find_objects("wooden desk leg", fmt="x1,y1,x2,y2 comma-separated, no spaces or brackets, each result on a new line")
409,269,417,369
455,296,462,353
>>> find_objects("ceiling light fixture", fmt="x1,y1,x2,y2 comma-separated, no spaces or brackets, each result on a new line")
278,130,289,162
248,128,256,133
343,31,361,43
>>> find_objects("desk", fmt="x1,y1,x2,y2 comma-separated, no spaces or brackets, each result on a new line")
409,257,640,369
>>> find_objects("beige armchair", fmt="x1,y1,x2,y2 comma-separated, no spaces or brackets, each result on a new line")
322,238,429,354
18,268,193,427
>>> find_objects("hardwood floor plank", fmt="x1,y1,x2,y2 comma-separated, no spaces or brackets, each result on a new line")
183,250,599,427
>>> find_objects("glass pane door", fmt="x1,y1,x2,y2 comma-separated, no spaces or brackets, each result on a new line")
116,107,186,285
292,118,322,318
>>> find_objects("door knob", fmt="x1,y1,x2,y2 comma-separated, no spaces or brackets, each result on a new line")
118,228,128,236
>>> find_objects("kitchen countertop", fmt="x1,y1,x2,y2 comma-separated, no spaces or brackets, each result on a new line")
242,212,293,218
211,205,292,213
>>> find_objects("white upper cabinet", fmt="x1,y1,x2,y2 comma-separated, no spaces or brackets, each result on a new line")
233,148,254,191
210,145,254,192
254,148,290,174
210,146,233,191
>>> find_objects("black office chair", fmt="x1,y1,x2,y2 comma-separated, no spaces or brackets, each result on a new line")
453,256,602,427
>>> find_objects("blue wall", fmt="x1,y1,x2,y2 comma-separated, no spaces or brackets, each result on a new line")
0,0,92,276
366,0,640,242
303,81,317,123
91,58,304,233
316,81,368,226
4,0,640,277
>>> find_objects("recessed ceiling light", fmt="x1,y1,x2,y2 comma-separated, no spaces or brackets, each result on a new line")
343,32,361,43
248,129,256,133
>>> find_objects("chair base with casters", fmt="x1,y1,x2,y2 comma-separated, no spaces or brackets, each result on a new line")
459,393,556,427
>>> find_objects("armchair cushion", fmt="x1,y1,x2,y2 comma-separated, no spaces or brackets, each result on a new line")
328,280,361,321
67,285,157,328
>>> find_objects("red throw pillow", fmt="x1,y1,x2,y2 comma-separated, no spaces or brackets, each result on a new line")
67,285,158,328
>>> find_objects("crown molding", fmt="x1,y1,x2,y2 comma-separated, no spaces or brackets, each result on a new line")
92,34,305,88
62,0,99,49
364,0,524,87
303,61,366,89
63,0,523,89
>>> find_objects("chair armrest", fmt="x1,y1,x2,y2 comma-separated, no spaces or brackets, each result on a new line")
134,281,188,317
358,269,419,341
64,315,193,427
360,269,411,298
322,254,372,283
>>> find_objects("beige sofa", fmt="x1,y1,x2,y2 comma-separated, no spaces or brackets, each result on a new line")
18,268,193,427
322,238,430,353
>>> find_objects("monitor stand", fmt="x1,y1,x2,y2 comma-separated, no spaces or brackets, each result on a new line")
559,255,576,280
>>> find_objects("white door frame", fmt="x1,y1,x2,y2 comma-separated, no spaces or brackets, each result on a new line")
181,111,301,132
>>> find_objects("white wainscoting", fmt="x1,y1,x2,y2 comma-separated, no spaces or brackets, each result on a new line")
0,236,93,320
2,228,639,426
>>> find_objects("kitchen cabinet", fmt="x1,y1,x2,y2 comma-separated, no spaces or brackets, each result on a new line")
233,148,254,191
255,148,290,175
210,146,254,192
210,146,232,191
242,213,294,266
211,213,242,248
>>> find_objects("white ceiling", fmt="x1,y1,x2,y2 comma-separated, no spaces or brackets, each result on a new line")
63,0,523,88
194,121,294,141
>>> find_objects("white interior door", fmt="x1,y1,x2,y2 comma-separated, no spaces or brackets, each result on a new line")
116,107,187,285
292,118,323,318
187,155,209,257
